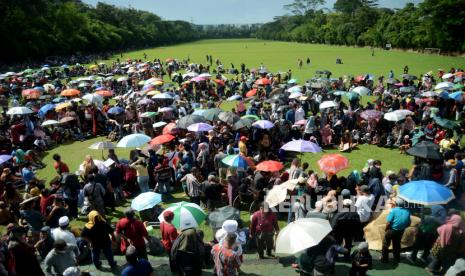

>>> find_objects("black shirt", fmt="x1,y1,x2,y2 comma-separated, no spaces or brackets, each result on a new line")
81,222,113,248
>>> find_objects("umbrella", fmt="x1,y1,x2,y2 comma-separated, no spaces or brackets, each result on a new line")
317,154,349,174
0,155,12,165
163,122,177,134
82,93,103,104
131,192,163,211
288,92,303,99
107,106,125,115
43,83,55,92
242,114,260,121
117,134,151,148
330,90,346,96
7,106,33,115
152,93,173,100
226,95,242,101
281,139,322,153
177,114,206,129
399,180,455,205
61,89,80,97
276,218,332,255
187,122,214,132
158,107,174,113
255,160,284,172
265,184,288,208
149,134,175,146
246,89,257,98
222,154,248,169
218,111,240,124
191,76,206,82
21,89,41,99
153,121,167,128
55,102,72,111
88,141,115,150
422,91,437,97
280,179,300,190
203,108,222,121
138,99,154,105
352,86,370,96
288,86,302,93
192,109,206,116
41,120,59,127
384,110,413,121
59,116,75,123
140,111,159,118
435,82,454,90
294,119,307,126
38,104,55,117
442,73,454,79
406,140,442,160
158,201,207,230
199,73,212,78
117,77,128,82
433,116,458,130
233,118,254,130
319,101,337,110
288,78,298,84
255,78,271,85
95,90,113,97
449,91,464,101
252,120,274,129
454,83,464,90
206,206,240,229
360,110,383,120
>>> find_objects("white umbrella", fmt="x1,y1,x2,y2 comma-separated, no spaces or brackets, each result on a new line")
117,134,151,148
435,82,454,90
352,86,370,96
41,120,60,127
422,91,436,97
319,101,337,110
442,73,454,79
7,106,33,115
288,92,303,99
384,110,413,121
117,76,128,82
280,179,300,190
182,72,198,79
276,218,332,255
158,107,174,112
199,73,212,78
287,86,302,93
89,141,115,150
82,93,103,103
43,83,55,91
152,93,173,100
153,121,167,128
265,185,288,208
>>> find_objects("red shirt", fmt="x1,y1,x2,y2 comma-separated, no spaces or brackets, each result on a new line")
160,221,178,252
40,194,55,216
53,161,69,174
116,218,148,253
250,210,279,236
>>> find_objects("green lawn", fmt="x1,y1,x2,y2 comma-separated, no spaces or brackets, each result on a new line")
101,39,464,80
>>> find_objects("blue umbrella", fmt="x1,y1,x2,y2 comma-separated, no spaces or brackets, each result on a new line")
399,180,455,205
438,91,450,99
0,155,12,165
117,134,151,148
38,103,55,117
449,91,464,101
222,155,248,169
107,106,125,115
131,192,162,211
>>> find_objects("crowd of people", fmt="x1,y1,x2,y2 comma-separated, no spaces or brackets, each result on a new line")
0,56,464,276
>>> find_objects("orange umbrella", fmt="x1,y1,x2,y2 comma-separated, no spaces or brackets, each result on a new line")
317,154,349,174
162,122,177,135
255,78,271,85
95,90,113,97
61,89,80,97
246,89,257,98
22,89,41,99
214,79,225,86
150,134,175,146
255,160,284,172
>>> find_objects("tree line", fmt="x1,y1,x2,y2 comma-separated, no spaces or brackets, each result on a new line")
255,0,465,54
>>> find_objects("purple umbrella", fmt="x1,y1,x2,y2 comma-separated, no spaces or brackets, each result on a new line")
281,139,322,153
138,99,154,105
360,110,383,120
191,76,207,82
0,155,12,165
187,122,214,132
252,120,275,129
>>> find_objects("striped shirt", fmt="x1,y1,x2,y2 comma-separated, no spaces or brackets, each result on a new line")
211,243,242,276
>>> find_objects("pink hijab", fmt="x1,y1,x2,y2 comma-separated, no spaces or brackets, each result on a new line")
437,214,465,247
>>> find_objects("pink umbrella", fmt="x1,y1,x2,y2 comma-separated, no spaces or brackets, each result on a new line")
191,76,207,82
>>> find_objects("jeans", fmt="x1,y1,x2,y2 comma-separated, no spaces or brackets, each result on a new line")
137,175,150,193
382,229,404,261
91,243,116,268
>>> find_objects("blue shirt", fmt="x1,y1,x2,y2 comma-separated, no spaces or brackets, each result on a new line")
121,259,153,276
285,109,295,123
387,207,411,231
22,167,34,183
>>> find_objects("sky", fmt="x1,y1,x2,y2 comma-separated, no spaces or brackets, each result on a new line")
82,0,423,25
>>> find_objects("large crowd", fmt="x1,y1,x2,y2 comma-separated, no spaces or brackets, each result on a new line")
0,56,464,276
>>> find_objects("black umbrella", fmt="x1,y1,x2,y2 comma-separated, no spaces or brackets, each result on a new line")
176,114,205,129
406,141,442,160
218,111,240,125
233,118,254,130
206,206,240,229
203,108,223,121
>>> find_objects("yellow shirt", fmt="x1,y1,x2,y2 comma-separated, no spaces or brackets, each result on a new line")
239,141,247,156
439,138,455,152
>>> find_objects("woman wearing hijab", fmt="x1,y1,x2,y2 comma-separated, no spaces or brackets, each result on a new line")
81,211,117,270
427,214,465,274
35,226,55,260
170,228,205,276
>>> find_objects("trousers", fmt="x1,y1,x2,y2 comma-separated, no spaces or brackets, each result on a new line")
256,232,274,257
382,229,404,261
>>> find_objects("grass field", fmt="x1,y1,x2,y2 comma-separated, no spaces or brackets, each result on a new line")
103,39,464,80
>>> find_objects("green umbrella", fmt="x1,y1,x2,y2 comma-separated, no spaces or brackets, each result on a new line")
241,114,260,121
140,111,159,118
158,201,207,230
454,83,464,90
345,92,359,101
203,108,223,121
233,118,254,130
433,116,458,130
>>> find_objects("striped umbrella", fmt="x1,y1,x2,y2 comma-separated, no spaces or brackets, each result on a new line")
317,154,349,174
222,154,248,169
158,201,207,230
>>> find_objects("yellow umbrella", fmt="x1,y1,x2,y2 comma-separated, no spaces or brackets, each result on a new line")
55,102,71,111
153,80,164,86
147,90,161,96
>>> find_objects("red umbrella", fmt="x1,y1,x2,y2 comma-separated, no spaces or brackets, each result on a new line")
95,90,113,97
214,79,225,86
61,89,80,97
162,122,177,134
246,89,257,98
255,78,271,85
22,89,41,99
255,160,284,172
317,154,349,174
150,134,175,146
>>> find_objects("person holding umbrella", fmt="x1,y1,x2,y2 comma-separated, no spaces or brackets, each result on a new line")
250,202,279,259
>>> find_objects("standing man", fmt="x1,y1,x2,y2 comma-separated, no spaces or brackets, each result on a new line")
250,203,279,259
116,208,149,260
380,198,410,263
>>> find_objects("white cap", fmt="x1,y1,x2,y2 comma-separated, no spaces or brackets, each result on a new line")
222,220,238,233
59,216,69,227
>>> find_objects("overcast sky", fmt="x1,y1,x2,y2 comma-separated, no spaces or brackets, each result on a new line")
82,0,422,24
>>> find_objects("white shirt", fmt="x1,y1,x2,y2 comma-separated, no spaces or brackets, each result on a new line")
295,107,305,122
52,228,77,247
355,194,374,223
